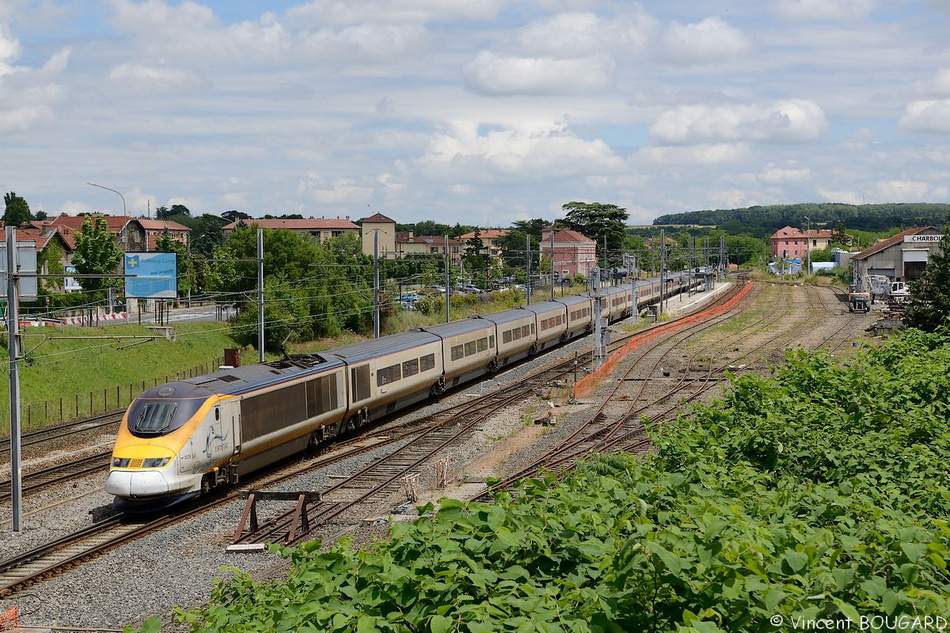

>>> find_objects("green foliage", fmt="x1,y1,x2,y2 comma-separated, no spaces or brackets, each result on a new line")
561,202,628,268
654,203,950,237
72,215,124,293
904,231,950,332
164,329,950,632
3,191,32,226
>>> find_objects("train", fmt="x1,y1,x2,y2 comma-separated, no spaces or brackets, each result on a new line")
105,272,703,511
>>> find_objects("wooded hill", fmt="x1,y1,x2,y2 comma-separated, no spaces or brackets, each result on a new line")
654,203,950,236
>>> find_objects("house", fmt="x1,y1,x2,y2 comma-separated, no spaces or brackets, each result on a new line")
394,232,463,267
8,221,74,294
852,226,944,283
360,213,397,258
222,217,360,243
50,214,191,252
769,226,836,259
457,229,510,260
539,227,597,279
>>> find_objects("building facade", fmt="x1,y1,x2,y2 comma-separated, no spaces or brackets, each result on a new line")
852,226,944,283
222,218,360,243
539,227,597,279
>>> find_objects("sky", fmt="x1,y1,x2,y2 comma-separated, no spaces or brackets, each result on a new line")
3,0,950,228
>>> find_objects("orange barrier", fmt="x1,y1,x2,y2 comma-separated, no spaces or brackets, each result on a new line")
573,282,754,399
0,606,19,631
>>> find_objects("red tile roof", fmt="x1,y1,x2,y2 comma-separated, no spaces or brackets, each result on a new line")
222,218,359,231
360,213,396,224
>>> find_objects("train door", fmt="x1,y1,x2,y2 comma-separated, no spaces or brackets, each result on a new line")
217,398,241,457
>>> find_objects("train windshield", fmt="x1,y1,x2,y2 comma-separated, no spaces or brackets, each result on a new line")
127,397,205,437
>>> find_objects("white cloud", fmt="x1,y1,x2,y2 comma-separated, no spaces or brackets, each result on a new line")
872,179,940,202
649,100,828,145
0,24,22,72
758,164,812,184
417,120,624,179
658,17,754,65
899,100,950,133
108,64,206,92
639,143,749,165
510,10,656,58
464,51,614,95
775,0,878,21
297,173,375,205
286,0,508,25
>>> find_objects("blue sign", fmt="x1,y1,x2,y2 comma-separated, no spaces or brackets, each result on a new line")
125,252,177,299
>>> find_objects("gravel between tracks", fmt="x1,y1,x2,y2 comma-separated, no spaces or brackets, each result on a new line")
0,283,872,631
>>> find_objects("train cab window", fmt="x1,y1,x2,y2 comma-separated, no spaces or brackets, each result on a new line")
420,353,436,372
403,358,419,377
127,398,205,437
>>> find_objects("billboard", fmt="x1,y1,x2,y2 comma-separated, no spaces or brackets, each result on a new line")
124,252,177,299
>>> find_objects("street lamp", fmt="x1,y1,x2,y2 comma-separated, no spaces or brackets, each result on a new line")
87,182,126,215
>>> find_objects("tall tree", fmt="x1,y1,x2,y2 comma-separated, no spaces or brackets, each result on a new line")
221,209,251,223
904,231,950,332
72,215,123,292
560,201,628,268
463,232,488,275
3,191,32,226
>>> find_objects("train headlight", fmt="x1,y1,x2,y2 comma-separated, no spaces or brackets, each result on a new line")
111,457,131,468
142,457,171,468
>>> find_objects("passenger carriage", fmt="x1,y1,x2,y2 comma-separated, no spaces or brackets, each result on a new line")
328,330,443,428
557,294,594,338
477,308,538,368
524,301,569,352
419,318,497,391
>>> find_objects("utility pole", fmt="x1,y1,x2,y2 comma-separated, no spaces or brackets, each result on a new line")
659,228,666,315
804,215,811,276
592,266,605,368
444,235,450,323
373,230,380,338
625,253,638,325
525,235,531,304
6,227,23,532
257,228,264,362
550,229,555,301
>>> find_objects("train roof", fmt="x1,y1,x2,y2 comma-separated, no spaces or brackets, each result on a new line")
472,307,535,325
522,300,567,315
138,354,344,400
327,329,440,363
419,319,494,337
556,294,592,307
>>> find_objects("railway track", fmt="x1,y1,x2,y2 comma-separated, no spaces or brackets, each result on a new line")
475,282,865,498
0,281,745,591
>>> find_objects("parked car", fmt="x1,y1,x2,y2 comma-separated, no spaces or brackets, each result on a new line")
429,285,447,293
456,283,483,294
396,292,420,303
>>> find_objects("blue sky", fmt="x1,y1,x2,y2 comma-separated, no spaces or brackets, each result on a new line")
3,0,950,227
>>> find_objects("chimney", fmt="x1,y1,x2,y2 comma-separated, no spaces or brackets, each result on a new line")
41,221,53,237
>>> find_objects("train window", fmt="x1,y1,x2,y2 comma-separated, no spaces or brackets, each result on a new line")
477,337,488,352
489,335,495,348
503,330,512,344
403,358,419,377
352,365,371,401
377,364,402,386
522,325,531,337
464,341,476,356
451,344,464,361
215,408,220,420
128,398,205,437
420,354,436,372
